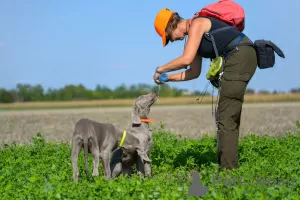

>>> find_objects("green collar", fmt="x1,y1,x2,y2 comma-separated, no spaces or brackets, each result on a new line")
119,130,127,147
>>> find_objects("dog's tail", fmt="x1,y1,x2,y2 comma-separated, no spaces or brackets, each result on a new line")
83,135,89,180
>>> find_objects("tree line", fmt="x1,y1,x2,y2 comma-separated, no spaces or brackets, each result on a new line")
0,83,299,103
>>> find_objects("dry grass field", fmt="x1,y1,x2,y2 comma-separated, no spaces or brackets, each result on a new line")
1,93,300,109
1,101,300,145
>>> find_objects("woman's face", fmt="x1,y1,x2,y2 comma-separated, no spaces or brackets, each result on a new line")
167,26,185,43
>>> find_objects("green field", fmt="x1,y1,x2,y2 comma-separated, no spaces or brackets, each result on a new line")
1,122,300,199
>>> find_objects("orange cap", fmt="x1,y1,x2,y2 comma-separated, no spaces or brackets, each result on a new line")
154,8,174,47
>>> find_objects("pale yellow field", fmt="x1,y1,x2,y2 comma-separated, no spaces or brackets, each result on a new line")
1,93,300,109
1,103,300,145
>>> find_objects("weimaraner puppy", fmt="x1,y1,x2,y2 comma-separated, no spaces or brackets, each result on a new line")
71,91,158,182
110,91,158,178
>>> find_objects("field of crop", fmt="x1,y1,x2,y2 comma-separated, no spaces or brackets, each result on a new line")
1,127,300,199
1,103,300,145
1,93,300,110
1,102,300,199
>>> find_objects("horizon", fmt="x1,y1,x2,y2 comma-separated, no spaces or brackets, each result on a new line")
3,82,298,94
1,0,299,93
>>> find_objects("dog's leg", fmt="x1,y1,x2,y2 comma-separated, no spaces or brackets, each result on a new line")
101,151,112,180
91,147,100,177
88,136,100,177
144,151,152,177
135,156,145,177
144,161,152,178
71,136,82,182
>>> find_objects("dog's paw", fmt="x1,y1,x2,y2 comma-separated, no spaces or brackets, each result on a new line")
145,173,152,178
73,177,79,183
104,175,112,181
92,171,99,177
73,172,79,182
92,168,99,177
136,171,145,178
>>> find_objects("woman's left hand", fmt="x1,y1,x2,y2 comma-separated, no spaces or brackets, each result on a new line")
153,71,163,85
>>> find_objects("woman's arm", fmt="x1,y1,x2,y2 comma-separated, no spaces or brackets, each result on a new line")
167,54,202,82
156,17,211,74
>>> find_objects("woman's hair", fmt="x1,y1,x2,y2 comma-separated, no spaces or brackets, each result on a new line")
165,12,183,37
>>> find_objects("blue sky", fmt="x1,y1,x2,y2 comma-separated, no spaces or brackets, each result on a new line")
0,0,299,92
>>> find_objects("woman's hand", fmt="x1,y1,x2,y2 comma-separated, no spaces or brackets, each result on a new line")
153,67,165,84
153,71,163,84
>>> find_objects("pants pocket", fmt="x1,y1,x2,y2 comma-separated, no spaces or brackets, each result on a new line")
222,41,258,83
220,79,248,101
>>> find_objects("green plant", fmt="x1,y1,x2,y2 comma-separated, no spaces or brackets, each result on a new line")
0,123,300,199
296,120,300,129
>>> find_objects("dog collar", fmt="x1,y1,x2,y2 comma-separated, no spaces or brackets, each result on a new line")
140,119,155,123
119,130,127,147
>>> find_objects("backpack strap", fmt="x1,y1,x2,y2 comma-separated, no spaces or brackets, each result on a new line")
209,26,236,35
204,32,220,58
190,15,237,34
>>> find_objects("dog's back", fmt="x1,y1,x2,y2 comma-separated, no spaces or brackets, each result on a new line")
89,120,120,151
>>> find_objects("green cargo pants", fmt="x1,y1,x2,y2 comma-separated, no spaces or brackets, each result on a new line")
216,36,258,170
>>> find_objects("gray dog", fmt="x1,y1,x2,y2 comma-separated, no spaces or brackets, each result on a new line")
110,91,158,178
71,91,158,181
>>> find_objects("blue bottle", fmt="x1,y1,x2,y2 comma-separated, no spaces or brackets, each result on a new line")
158,73,168,82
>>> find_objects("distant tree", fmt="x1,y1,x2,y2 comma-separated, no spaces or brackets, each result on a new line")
290,87,300,93
193,90,210,96
245,88,255,94
0,89,14,103
0,83,297,103
258,90,270,94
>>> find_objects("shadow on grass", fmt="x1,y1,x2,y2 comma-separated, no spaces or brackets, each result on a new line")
172,143,218,169
150,132,219,170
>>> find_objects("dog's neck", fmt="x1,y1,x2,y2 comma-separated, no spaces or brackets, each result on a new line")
131,117,155,128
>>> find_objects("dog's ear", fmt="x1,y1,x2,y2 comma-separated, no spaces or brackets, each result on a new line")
131,100,141,125
136,147,151,163
110,147,123,166
110,149,123,179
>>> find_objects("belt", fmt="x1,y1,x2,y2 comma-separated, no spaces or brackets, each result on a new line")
223,33,253,59
231,33,246,47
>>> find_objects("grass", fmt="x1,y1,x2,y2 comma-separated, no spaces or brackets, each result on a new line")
1,121,300,199
1,93,300,111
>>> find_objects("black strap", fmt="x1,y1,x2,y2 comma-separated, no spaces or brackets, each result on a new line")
205,33,219,58
222,42,254,55
192,15,236,34
209,26,236,35
204,28,251,58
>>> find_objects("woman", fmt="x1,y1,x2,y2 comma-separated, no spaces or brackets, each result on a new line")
153,8,258,170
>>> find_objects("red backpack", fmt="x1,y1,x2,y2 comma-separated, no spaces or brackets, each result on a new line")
190,0,245,32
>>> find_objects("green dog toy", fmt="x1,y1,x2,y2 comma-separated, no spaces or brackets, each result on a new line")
206,56,224,81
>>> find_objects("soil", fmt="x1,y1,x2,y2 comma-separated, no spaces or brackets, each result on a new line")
1,102,299,145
